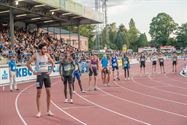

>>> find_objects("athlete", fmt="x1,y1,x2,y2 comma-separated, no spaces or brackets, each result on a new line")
151,52,158,73
59,51,75,104
8,54,19,92
111,53,120,81
122,53,130,80
139,53,146,75
158,53,165,74
72,57,86,93
101,54,110,86
26,43,55,118
88,54,99,91
172,52,177,72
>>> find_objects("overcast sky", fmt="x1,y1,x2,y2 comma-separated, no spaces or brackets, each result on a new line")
107,0,187,40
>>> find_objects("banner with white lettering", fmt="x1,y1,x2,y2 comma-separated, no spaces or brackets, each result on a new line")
0,68,10,85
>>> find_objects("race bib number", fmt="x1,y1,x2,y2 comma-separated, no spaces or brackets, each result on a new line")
113,63,117,66
141,58,145,61
153,57,157,61
160,59,164,62
124,60,128,64
39,62,48,72
75,65,79,70
36,82,40,87
64,65,72,71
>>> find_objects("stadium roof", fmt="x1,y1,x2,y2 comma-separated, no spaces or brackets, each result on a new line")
0,0,104,27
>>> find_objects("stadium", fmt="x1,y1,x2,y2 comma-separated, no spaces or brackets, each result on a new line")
0,0,187,125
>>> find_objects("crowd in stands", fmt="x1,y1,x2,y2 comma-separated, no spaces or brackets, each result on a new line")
0,26,79,64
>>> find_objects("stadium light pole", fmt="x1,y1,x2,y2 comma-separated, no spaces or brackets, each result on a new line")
95,0,100,50
9,8,14,51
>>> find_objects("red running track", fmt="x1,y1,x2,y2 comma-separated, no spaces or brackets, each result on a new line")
0,59,187,125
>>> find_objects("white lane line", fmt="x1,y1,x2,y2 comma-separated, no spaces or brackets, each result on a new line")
114,81,187,106
132,76,187,97
50,78,87,125
51,101,87,125
98,87,187,118
75,92,152,125
149,75,187,90
15,80,87,125
165,75,186,84
62,106,96,110
15,84,34,125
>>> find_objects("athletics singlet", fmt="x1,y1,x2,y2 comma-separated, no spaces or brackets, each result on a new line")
35,53,49,73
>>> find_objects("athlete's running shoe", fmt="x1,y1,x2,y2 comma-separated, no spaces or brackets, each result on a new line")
81,90,86,93
47,111,54,116
36,112,41,118
70,99,73,104
64,99,68,103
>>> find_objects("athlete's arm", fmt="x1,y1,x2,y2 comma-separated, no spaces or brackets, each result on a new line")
71,58,75,71
8,61,11,77
78,64,81,75
59,62,62,76
59,60,64,80
47,54,55,74
116,57,119,66
97,58,99,69
122,58,124,66
26,55,37,75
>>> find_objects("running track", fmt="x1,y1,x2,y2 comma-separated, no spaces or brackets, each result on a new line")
0,59,187,125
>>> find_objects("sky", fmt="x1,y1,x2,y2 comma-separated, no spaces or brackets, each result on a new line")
107,0,187,40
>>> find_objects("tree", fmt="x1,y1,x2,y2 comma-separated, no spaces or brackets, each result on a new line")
108,23,117,49
79,25,96,50
115,24,128,50
149,13,177,47
136,33,148,47
100,23,119,50
176,23,187,50
128,18,140,51
64,25,96,50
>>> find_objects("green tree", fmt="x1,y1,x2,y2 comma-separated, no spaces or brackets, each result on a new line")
149,13,177,47
79,25,96,50
65,25,96,50
100,23,118,50
136,33,148,48
128,18,140,51
108,23,118,49
115,24,128,50
176,23,187,49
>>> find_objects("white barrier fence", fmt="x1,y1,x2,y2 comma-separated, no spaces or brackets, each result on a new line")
0,64,60,86
0,59,139,85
